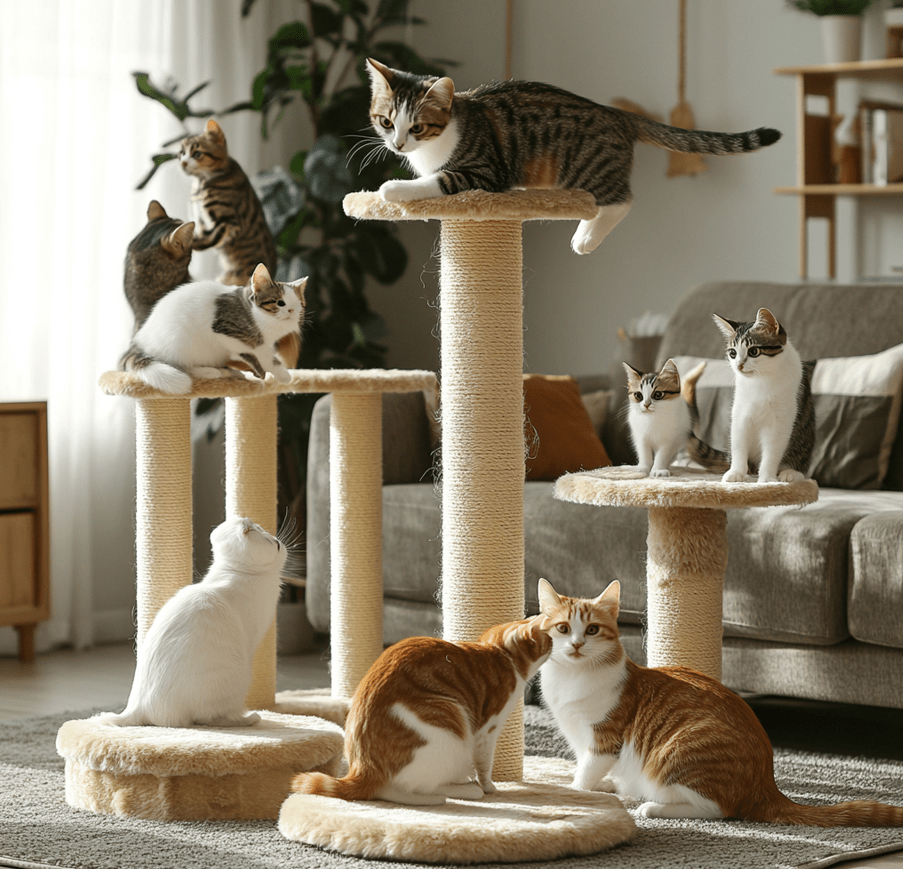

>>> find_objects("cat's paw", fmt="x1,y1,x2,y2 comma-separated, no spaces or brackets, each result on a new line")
777,468,805,483
721,469,749,483
478,779,498,796
191,366,226,380
379,179,437,203
271,366,292,384
593,777,617,793
650,468,672,478
634,465,651,477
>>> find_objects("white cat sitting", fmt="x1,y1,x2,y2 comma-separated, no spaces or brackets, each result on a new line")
623,358,705,477
98,517,286,728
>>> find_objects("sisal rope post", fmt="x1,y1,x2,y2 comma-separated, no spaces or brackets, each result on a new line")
329,392,384,700
440,219,526,781
135,399,193,644
225,394,278,710
645,506,727,681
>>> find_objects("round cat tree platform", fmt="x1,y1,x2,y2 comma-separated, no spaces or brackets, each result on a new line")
273,190,636,866
554,466,819,681
57,368,434,820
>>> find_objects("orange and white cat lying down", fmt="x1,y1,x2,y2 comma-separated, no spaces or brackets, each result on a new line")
290,617,551,806
538,578,903,826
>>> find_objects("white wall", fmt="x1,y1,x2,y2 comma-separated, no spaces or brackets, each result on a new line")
369,0,903,377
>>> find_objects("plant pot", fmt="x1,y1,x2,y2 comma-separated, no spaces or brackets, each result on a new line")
821,15,862,64
886,7,903,58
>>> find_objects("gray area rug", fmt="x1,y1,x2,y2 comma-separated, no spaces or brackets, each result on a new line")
2,705,902,869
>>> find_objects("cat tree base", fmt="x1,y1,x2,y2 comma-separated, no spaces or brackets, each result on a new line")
554,466,818,681
56,712,344,821
278,755,635,864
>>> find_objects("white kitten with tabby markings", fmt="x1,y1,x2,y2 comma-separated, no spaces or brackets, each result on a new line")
624,358,705,477
689,308,815,483
291,617,551,805
99,517,287,728
538,578,903,825
120,263,305,394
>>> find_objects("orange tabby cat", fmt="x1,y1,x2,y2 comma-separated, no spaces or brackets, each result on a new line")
538,579,903,826
291,617,552,805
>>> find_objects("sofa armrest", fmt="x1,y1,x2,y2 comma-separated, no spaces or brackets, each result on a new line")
305,390,435,632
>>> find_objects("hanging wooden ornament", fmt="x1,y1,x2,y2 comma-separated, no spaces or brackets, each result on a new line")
667,0,708,178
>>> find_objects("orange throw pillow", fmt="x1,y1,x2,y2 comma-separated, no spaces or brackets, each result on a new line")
523,375,611,481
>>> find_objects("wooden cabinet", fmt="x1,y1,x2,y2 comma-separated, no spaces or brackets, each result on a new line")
775,58,903,279
0,402,49,661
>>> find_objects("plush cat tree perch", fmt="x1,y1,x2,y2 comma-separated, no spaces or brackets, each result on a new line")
554,466,818,681
57,367,435,820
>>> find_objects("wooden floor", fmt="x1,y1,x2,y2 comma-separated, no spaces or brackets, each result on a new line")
1,643,902,869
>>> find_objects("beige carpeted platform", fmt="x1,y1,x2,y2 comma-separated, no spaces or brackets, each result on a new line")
275,688,350,727
56,712,344,821
278,755,636,864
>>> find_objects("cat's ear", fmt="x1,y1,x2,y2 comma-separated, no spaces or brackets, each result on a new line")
204,118,226,144
162,222,195,258
593,580,621,614
251,263,276,295
147,200,167,221
537,578,562,614
755,308,787,344
712,313,739,342
622,362,642,389
366,58,394,91
424,77,455,111
288,276,308,304
660,358,680,379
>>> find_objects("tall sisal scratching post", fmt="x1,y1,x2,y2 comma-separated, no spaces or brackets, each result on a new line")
342,189,598,781
225,394,279,710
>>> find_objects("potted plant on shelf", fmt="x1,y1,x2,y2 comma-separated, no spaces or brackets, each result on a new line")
789,0,873,63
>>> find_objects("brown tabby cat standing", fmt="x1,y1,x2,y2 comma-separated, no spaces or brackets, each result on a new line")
123,200,194,331
179,119,298,366
366,59,780,254
538,579,903,826
291,617,552,805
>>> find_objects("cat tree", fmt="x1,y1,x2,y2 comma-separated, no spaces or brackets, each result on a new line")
277,189,636,863
57,367,435,820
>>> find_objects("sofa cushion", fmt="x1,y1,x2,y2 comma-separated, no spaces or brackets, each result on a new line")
673,343,903,489
849,508,903,649
523,375,611,480
722,488,903,645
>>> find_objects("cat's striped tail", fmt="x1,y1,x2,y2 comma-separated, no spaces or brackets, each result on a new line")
633,116,781,155
753,794,903,827
119,346,193,394
291,770,378,802
686,434,731,473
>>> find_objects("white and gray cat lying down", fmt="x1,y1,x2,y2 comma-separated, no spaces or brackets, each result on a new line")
624,307,815,483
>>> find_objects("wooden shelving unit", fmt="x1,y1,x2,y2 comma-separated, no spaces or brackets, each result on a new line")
775,58,903,278
0,402,50,662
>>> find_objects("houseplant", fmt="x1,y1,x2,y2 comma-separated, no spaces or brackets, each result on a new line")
134,0,451,554
789,0,873,63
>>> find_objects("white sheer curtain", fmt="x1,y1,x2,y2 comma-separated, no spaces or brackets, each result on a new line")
0,1,290,653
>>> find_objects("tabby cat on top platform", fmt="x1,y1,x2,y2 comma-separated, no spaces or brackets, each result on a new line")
538,579,903,825
365,58,781,254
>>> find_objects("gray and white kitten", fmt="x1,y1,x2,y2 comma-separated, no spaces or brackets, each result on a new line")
120,263,306,394
624,358,705,477
689,308,815,483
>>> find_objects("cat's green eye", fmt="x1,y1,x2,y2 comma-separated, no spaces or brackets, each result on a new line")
586,625,600,635
556,624,570,634
748,347,760,357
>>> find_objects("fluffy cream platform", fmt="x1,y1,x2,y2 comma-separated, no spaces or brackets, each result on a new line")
56,711,344,821
555,466,819,681
278,755,636,864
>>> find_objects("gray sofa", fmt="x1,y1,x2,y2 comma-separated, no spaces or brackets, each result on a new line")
306,280,903,709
